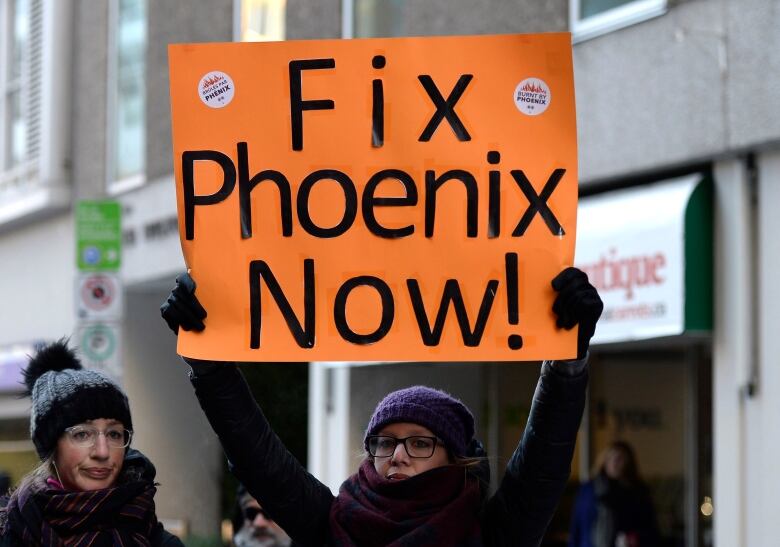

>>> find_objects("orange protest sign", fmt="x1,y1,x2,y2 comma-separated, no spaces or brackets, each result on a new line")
169,33,578,362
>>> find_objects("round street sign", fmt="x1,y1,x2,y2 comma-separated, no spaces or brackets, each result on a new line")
76,273,123,320
79,324,117,362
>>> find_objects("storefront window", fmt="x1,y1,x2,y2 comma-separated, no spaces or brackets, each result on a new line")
579,348,713,547
109,0,146,186
571,0,667,42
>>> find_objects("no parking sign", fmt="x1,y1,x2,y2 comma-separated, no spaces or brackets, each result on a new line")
76,273,123,320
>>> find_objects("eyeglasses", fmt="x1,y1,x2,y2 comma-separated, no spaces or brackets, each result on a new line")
366,435,439,458
64,425,133,449
243,507,271,522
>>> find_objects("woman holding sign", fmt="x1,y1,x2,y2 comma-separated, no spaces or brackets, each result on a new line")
162,267,602,546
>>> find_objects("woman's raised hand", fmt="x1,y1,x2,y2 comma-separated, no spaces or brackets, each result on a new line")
551,267,603,360
160,272,208,334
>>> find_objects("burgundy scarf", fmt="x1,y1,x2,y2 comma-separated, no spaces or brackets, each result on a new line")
330,460,483,546
2,476,159,546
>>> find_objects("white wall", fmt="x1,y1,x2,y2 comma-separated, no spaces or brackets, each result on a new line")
122,289,222,538
712,158,749,546
0,213,75,345
742,149,780,546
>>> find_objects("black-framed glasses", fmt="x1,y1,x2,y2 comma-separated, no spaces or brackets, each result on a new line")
243,507,271,522
367,435,439,458
64,425,133,449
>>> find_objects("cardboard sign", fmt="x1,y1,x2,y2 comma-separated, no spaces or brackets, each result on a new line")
169,33,578,362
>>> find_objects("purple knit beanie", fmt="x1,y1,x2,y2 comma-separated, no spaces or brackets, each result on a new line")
363,386,475,457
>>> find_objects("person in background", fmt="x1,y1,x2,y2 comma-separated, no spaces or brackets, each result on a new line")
569,441,660,547
162,266,603,546
0,341,183,546
232,483,292,547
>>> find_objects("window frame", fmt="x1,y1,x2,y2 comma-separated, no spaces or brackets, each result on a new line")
0,0,71,229
0,0,28,172
232,0,287,43
570,0,667,43
106,0,146,196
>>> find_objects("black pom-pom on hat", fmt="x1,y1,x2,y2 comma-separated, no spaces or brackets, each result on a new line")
23,339,81,396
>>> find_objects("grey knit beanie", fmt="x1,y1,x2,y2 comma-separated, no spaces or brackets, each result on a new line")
23,340,133,459
363,386,475,457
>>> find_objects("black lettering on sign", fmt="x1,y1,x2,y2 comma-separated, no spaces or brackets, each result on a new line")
238,142,293,239
487,151,501,238
289,59,336,151
249,259,315,349
371,55,386,148
334,276,394,344
418,74,473,142
424,170,478,238
297,170,358,238
406,278,498,347
511,169,566,236
362,169,418,238
182,150,236,240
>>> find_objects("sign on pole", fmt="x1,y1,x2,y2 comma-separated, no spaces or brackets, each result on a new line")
75,322,122,379
169,33,579,362
76,272,124,321
76,201,122,271
75,200,123,381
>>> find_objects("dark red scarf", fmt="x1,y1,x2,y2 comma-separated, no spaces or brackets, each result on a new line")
330,459,483,546
2,476,158,546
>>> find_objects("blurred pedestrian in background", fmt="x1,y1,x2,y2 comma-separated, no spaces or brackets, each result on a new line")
0,341,183,546
569,441,659,547
162,267,603,546
232,483,292,547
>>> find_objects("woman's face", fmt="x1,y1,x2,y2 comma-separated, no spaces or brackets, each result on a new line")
53,418,125,491
604,448,628,480
372,422,450,480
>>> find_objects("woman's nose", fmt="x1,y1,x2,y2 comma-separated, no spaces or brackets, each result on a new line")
390,441,409,464
91,434,110,458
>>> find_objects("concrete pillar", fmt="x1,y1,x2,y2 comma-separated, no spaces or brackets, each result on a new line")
712,158,751,547
308,363,351,494
749,149,780,545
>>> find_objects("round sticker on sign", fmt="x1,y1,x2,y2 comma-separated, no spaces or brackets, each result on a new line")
199,71,235,108
514,78,551,116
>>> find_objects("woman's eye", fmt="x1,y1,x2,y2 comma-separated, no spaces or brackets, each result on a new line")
72,430,91,441
106,430,123,441
378,439,395,449
412,438,433,449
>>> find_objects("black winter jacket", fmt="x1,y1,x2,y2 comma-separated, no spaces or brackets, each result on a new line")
191,361,587,547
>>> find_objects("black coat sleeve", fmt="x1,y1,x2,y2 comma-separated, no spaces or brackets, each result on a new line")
482,361,588,547
190,364,334,546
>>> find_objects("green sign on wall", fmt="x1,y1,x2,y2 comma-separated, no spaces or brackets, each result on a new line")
76,201,122,271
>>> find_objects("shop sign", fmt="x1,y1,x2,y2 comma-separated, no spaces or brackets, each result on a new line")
576,174,712,344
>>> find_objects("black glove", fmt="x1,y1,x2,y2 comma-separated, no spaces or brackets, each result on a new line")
160,273,207,334
552,267,603,359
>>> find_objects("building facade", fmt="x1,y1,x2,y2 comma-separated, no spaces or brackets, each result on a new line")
0,0,777,544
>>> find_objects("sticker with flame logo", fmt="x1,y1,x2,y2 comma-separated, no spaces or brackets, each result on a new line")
199,71,235,108
514,78,550,116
